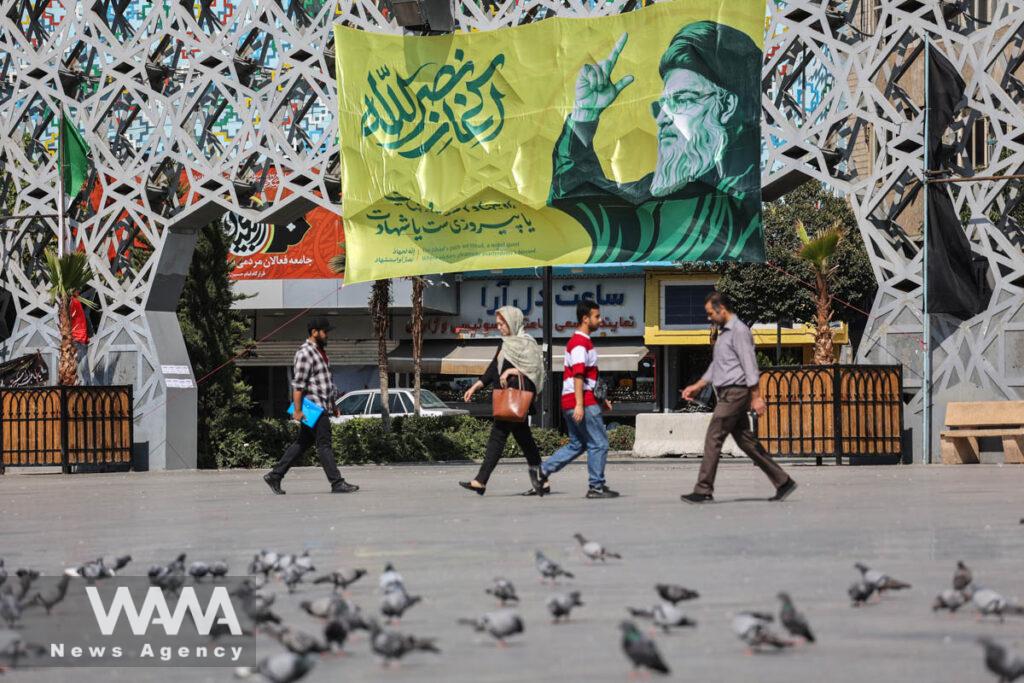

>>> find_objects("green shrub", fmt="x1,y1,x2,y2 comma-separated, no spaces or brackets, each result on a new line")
607,425,636,452
505,427,568,458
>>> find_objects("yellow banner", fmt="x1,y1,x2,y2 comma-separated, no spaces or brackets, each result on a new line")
335,0,764,282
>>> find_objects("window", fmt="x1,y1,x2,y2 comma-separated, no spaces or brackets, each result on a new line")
660,281,716,329
337,393,369,415
369,392,408,414
965,116,990,169
418,390,450,409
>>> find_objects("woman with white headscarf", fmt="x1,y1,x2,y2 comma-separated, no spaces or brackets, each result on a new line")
459,305,547,496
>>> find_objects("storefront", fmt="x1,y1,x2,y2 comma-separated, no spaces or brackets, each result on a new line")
389,272,655,424
643,271,850,411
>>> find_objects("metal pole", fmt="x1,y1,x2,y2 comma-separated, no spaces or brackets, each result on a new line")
541,266,554,429
776,321,782,365
922,37,932,464
57,116,66,258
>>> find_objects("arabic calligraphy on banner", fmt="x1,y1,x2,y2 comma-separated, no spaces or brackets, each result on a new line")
398,278,644,339
361,51,507,158
335,0,765,282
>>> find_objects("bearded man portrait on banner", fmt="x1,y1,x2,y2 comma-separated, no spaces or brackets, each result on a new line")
548,20,764,264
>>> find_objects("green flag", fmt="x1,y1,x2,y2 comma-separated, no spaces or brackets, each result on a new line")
59,111,90,198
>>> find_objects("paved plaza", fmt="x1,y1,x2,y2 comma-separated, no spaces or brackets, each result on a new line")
2,458,1024,682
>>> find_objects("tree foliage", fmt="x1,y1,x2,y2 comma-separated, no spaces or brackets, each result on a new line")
706,182,877,330
177,220,253,468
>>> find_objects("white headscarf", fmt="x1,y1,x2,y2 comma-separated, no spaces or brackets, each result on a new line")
495,306,545,393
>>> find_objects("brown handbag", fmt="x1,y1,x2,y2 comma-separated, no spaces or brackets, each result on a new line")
492,371,533,422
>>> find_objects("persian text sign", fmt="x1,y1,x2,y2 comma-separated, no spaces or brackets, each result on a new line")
335,0,764,282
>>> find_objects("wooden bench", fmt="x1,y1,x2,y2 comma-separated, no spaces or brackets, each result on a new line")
940,401,1024,464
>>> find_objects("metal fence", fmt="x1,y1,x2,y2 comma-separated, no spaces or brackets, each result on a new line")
0,386,134,473
756,365,904,465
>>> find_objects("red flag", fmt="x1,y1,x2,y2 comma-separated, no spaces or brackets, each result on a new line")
70,297,89,344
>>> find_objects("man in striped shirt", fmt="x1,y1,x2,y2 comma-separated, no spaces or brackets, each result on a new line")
535,300,619,499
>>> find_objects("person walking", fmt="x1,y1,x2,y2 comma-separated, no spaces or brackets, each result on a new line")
532,300,619,499
459,306,547,496
679,292,796,504
263,317,359,495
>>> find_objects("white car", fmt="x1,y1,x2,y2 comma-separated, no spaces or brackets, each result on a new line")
331,388,469,423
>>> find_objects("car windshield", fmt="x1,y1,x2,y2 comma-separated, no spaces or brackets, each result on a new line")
417,390,448,409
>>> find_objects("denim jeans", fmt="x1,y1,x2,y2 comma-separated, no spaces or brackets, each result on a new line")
541,404,608,488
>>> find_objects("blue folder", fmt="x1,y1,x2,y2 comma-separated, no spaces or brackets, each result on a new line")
286,398,325,428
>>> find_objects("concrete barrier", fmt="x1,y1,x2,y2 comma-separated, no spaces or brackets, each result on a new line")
633,413,745,458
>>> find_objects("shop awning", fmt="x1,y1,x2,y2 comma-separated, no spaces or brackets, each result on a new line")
390,341,649,374
235,340,396,367
389,341,500,375
552,344,649,372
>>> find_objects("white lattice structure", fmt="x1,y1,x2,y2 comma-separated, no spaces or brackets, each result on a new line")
1,0,1021,466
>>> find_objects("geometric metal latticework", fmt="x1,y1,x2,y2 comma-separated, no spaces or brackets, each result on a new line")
2,0,1022,466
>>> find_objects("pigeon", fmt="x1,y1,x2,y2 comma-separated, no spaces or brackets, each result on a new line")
379,563,405,594
241,593,282,628
619,621,670,676
13,570,39,602
458,609,525,646
65,559,115,582
234,652,316,682
854,563,912,593
323,619,350,653
978,637,1024,682
535,550,574,582
101,554,133,572
250,550,280,577
732,611,793,652
167,553,187,574
777,593,815,643
380,588,422,622
189,561,211,581
299,595,346,620
313,568,366,593
485,578,519,605
0,560,6,588
28,575,71,615
264,624,329,656
210,560,229,580
368,619,440,666
573,533,621,562
0,631,45,671
293,551,315,574
848,579,876,606
953,561,973,592
151,567,185,595
972,587,1024,622
546,591,583,622
0,588,24,627
933,588,968,613
655,583,699,604
627,603,697,633
280,564,309,594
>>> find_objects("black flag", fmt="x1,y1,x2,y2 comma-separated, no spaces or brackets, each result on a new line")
927,184,988,318
926,46,965,172
926,46,987,319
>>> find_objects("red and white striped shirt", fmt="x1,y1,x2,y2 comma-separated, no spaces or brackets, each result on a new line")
561,331,599,410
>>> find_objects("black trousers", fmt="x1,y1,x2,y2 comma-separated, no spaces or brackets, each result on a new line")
474,419,542,485
270,413,343,486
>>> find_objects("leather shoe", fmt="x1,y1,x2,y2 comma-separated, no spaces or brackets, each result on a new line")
331,480,360,493
586,486,620,499
459,481,486,496
263,473,285,495
770,478,797,502
528,466,547,497
680,492,713,504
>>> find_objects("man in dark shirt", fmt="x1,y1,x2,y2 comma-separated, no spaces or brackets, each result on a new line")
679,292,796,503
263,317,359,495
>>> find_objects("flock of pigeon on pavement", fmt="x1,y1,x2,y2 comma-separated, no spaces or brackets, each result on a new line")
1,541,1023,680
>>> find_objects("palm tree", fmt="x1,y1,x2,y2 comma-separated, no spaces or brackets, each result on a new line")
410,276,425,415
795,220,843,365
43,249,95,385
